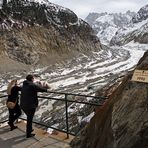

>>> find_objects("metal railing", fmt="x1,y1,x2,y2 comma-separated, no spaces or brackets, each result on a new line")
0,91,107,138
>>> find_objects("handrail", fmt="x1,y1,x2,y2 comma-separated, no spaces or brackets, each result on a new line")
47,90,107,99
0,91,107,138
38,96,103,106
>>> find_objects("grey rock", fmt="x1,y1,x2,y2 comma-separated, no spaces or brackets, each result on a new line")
132,5,148,23
70,51,148,148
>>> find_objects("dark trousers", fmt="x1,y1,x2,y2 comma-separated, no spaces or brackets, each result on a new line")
8,103,22,126
22,108,36,135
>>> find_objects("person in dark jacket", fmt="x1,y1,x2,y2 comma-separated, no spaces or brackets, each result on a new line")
7,79,22,131
20,74,48,138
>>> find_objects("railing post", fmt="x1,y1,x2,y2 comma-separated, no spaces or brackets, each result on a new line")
65,94,69,139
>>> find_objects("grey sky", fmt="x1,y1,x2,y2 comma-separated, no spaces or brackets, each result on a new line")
49,0,148,19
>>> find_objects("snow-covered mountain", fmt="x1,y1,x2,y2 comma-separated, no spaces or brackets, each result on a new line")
110,20,148,46
132,4,148,23
0,0,101,71
85,11,136,44
0,0,148,136
110,5,148,46
85,4,148,46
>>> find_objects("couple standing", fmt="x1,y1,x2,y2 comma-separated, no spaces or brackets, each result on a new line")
7,74,50,138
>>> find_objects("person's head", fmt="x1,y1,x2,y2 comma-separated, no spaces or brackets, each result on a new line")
7,79,18,95
26,74,34,82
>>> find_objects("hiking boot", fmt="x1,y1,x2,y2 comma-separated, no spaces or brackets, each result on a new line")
8,122,12,126
8,122,18,131
26,133,35,138
10,126,18,131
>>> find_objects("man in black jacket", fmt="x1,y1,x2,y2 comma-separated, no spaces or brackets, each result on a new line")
20,74,48,138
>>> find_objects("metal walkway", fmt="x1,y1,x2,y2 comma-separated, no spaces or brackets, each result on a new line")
0,121,72,148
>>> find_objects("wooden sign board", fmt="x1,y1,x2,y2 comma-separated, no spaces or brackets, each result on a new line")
132,70,148,83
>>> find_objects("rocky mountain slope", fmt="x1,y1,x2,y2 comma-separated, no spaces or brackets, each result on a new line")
110,5,148,46
70,51,148,148
0,0,147,142
0,0,101,72
85,11,135,44
110,20,148,46
132,4,148,23
85,5,148,46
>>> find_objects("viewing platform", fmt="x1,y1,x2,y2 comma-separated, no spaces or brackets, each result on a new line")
0,92,106,148
0,121,73,148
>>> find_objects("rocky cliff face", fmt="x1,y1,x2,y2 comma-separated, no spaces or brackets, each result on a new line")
0,0,101,72
70,51,148,148
85,11,135,44
110,5,148,46
132,5,148,23
110,21,148,46
85,4,148,46
134,22,148,44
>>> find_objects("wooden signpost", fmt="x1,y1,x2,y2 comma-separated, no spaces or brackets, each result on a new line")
132,70,148,83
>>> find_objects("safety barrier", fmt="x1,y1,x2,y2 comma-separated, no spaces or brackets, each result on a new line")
0,91,107,138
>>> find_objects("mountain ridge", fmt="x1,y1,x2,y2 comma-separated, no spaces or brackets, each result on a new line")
85,11,135,44
0,0,101,72
85,4,148,46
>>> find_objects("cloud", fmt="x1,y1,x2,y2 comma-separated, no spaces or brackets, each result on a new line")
95,1,139,13
49,0,148,19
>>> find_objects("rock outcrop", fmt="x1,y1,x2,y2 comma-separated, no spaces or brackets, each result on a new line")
110,5,148,46
132,5,148,23
134,22,148,44
84,4,148,46
70,51,148,148
0,0,101,72
110,21,148,46
85,11,135,44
